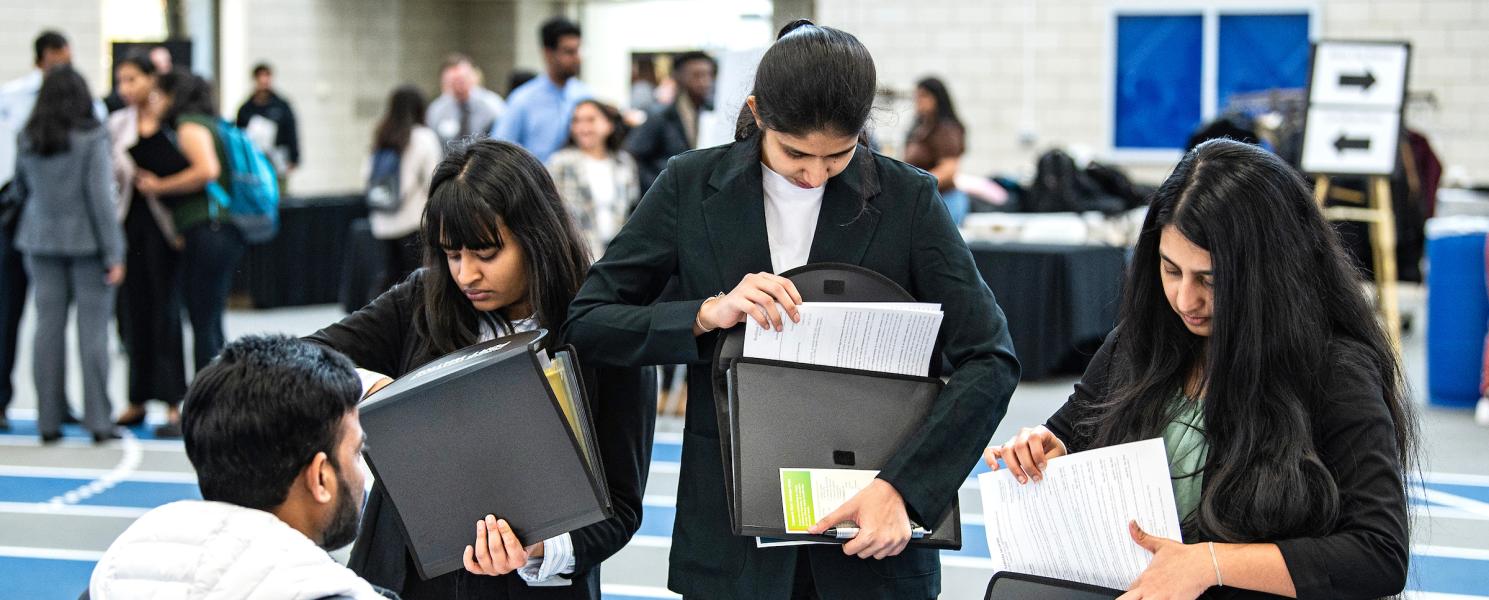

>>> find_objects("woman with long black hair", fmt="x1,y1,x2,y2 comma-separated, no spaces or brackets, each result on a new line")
11,66,124,442
307,139,655,600
366,84,441,291
903,76,968,224
987,139,1415,600
565,20,1019,599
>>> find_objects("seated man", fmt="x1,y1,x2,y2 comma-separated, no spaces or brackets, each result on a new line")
90,335,392,599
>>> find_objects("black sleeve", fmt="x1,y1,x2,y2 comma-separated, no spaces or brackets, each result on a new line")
624,117,665,192
568,364,657,573
304,277,416,376
876,173,1022,526
235,102,252,129
1274,354,1409,599
562,161,712,368
279,98,300,166
1044,331,1119,453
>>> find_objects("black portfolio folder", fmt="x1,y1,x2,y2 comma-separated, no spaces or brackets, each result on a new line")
710,263,962,549
985,572,1123,599
358,329,610,579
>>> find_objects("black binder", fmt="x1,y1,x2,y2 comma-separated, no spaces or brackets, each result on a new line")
710,263,962,549
984,572,1123,599
357,330,610,580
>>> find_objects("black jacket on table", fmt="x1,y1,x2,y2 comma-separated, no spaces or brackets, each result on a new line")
563,137,1021,599
305,270,656,599
1045,332,1409,600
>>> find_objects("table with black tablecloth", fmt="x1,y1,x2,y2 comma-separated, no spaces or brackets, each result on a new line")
234,195,369,309
967,242,1127,380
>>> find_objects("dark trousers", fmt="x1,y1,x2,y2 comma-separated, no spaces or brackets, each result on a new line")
181,223,246,370
382,233,422,293
119,199,187,407
0,219,27,416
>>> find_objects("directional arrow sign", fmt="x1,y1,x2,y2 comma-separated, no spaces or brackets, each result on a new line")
1338,71,1376,91
1309,42,1408,108
1334,135,1372,153
1302,108,1399,175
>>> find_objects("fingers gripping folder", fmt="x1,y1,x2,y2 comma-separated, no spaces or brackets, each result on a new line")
709,263,962,549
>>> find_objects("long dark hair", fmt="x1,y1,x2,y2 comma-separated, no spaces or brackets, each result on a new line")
914,76,961,129
158,71,217,126
374,85,426,152
414,140,591,355
733,19,876,142
1080,139,1415,543
23,66,98,156
563,99,627,153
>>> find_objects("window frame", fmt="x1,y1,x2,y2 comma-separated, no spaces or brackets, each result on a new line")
1104,0,1321,165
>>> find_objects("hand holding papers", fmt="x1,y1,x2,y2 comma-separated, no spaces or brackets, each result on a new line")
743,302,944,377
977,439,1183,590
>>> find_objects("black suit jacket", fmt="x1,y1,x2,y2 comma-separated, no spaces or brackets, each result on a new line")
306,271,656,599
564,137,1020,599
625,102,692,195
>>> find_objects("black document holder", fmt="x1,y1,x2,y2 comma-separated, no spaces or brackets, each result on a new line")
985,572,1123,599
711,263,962,549
358,330,611,580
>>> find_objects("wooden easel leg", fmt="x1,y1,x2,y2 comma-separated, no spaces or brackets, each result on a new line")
1370,176,1401,352
1314,175,1330,208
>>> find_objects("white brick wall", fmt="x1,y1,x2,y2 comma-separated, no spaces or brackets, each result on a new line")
0,1,106,94
820,0,1489,185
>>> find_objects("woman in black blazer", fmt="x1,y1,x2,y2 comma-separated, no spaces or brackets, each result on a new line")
564,20,1020,600
988,140,1416,599
306,140,655,600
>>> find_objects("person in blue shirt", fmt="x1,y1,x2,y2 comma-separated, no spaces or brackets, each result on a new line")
490,17,590,162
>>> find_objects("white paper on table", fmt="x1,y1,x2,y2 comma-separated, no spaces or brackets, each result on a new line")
977,438,1182,591
743,302,943,377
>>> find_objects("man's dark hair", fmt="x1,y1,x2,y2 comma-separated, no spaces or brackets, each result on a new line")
540,17,581,50
182,335,361,511
252,62,272,77
671,51,715,74
34,31,68,66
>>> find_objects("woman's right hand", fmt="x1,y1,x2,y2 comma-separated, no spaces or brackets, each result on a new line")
983,425,1067,484
695,272,803,334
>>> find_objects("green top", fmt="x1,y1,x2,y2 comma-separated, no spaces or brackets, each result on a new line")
1163,393,1208,535
169,114,227,232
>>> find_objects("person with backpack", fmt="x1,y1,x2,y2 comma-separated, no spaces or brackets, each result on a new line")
135,72,249,413
11,66,126,443
366,85,441,291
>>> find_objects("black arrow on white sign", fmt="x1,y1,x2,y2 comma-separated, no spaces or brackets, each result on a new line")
1334,135,1371,153
1339,71,1376,91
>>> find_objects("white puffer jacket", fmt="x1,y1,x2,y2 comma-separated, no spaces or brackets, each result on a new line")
90,500,384,600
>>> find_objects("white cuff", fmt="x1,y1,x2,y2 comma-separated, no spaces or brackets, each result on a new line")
355,368,390,399
516,532,576,585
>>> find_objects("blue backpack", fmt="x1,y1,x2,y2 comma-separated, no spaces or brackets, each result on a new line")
205,118,280,244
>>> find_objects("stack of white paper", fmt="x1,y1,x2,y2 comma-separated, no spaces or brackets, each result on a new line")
978,438,1183,591
742,302,943,377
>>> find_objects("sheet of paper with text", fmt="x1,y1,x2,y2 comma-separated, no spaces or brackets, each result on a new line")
978,438,1182,590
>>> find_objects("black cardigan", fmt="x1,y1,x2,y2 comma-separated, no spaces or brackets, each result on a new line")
306,271,656,599
1045,333,1409,600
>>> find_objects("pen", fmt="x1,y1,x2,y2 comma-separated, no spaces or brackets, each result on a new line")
820,527,932,540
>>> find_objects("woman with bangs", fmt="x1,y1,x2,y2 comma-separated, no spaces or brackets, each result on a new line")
306,139,655,600
987,139,1415,599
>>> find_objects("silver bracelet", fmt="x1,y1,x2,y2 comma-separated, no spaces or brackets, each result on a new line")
1208,541,1223,588
695,293,726,333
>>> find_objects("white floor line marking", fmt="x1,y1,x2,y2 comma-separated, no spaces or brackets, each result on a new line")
1422,472,1489,488
0,435,181,451
1417,488,1489,519
600,583,681,599
0,465,195,484
1414,545,1489,561
0,501,150,518
0,545,105,561
45,430,142,508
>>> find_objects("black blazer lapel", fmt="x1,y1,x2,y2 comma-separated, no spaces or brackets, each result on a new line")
808,147,882,266
701,139,773,290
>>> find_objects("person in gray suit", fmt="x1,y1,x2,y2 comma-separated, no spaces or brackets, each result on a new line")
10,66,125,443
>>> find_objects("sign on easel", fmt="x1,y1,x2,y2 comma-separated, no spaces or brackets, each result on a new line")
1300,41,1411,176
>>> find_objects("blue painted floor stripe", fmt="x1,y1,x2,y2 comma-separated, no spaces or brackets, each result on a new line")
0,475,200,507
0,556,94,600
